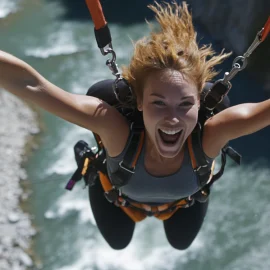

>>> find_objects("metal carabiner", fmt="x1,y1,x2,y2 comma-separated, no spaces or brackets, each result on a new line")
243,31,263,59
222,17,269,85
232,56,248,70
104,48,121,78
100,43,113,56
104,47,116,62
222,56,248,83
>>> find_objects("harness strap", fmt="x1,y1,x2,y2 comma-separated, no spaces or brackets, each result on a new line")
188,120,241,192
190,123,212,186
203,80,231,111
110,123,144,188
93,133,104,149
85,0,106,30
85,0,112,51
261,16,270,42
187,126,214,188
99,171,195,222
118,196,194,218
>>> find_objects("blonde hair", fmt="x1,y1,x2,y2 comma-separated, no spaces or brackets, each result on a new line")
121,1,231,104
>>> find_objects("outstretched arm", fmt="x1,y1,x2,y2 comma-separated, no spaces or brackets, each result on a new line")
202,100,270,158
0,50,130,156
0,50,104,131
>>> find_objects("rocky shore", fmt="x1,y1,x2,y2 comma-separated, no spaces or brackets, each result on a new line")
0,91,39,270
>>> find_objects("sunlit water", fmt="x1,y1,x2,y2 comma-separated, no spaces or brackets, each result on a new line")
1,1,270,269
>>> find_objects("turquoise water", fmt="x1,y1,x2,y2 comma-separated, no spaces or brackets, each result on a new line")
1,0,270,269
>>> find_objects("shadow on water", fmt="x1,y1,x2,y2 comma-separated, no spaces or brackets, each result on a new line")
45,0,270,164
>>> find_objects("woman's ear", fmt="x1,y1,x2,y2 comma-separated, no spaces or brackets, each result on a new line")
137,98,143,111
197,94,201,109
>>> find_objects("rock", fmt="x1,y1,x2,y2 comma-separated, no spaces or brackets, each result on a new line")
29,127,40,135
8,212,20,223
18,251,33,267
1,236,14,247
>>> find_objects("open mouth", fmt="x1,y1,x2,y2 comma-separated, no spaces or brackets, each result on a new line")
158,129,183,145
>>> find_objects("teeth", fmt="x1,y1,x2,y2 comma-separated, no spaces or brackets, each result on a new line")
160,128,181,135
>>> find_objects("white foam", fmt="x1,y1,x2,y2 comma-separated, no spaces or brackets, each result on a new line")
44,192,96,225
58,219,204,270
25,23,87,59
0,0,19,18
25,44,80,59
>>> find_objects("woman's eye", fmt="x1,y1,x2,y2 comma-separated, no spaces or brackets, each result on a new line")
153,100,165,106
180,101,193,107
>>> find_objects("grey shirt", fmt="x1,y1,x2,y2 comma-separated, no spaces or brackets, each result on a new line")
106,133,202,204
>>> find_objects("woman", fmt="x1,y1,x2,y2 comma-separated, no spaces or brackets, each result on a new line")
0,2,269,250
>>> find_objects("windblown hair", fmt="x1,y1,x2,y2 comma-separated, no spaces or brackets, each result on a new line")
122,1,231,104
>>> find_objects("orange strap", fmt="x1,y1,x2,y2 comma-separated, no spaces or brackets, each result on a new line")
261,16,270,42
93,133,103,149
99,172,147,222
132,131,145,167
187,135,197,168
85,0,107,30
99,171,190,222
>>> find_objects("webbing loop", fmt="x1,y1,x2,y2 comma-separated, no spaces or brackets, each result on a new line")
85,0,106,30
85,0,122,81
260,16,270,42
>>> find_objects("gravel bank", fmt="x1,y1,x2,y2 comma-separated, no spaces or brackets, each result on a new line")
0,90,39,270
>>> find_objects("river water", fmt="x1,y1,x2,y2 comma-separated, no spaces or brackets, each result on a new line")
1,0,270,269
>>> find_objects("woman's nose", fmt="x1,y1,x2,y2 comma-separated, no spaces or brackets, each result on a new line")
165,117,179,125
164,108,180,124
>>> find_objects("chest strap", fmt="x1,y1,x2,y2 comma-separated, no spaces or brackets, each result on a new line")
188,123,241,202
109,122,144,187
104,123,144,202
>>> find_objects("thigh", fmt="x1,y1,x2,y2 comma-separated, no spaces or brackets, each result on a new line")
88,178,135,249
163,200,209,250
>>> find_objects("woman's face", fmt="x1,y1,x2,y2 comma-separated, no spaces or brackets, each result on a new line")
138,69,199,159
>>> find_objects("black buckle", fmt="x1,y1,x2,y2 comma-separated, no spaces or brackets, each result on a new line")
145,211,155,217
193,187,210,203
224,146,241,165
119,161,135,174
203,80,231,111
104,189,119,203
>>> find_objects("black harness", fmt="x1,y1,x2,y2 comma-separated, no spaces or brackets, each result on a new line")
66,79,241,207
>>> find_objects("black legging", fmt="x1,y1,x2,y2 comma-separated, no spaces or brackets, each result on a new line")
89,178,135,250
163,199,208,249
89,177,208,250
